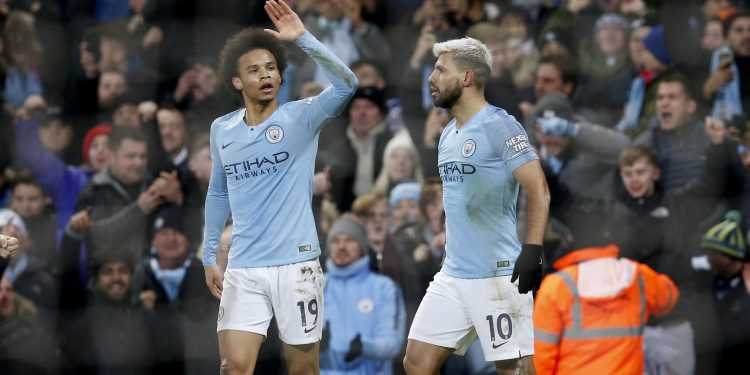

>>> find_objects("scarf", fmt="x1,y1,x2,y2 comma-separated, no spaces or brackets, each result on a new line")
710,45,742,120
150,257,191,301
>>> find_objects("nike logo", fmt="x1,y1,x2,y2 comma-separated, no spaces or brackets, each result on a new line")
492,341,508,349
222,141,235,150
304,326,317,333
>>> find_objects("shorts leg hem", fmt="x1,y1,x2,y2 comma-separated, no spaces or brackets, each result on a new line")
484,349,535,362
407,334,458,352
217,325,267,337
281,337,322,346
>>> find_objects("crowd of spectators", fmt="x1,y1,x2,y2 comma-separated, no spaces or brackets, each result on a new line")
0,0,749,374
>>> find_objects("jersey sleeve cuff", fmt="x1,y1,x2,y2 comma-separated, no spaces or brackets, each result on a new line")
295,31,313,46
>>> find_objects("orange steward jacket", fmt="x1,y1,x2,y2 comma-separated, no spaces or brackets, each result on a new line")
533,244,679,375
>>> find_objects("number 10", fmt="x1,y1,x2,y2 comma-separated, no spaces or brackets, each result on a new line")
486,313,512,341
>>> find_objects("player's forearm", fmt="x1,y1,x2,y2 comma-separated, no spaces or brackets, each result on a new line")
295,31,358,113
524,179,550,245
202,193,230,266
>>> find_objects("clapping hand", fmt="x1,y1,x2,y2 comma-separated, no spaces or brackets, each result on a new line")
344,334,362,362
0,234,18,259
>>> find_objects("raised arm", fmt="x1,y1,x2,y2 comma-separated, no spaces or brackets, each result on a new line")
265,0,358,116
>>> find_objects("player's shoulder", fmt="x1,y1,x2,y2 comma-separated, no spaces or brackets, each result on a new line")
210,107,244,131
482,105,523,130
481,105,526,142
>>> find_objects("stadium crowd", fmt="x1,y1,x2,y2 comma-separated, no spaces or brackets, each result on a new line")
0,0,748,374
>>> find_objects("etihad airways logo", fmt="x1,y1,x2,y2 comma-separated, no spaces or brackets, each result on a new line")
439,162,476,183
224,151,289,181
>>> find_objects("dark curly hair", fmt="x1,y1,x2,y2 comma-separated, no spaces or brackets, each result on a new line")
218,28,288,102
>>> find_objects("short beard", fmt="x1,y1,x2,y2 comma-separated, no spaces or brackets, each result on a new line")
433,79,462,109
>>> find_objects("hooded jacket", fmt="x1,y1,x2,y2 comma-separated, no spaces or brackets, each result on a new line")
533,245,678,375
321,256,406,375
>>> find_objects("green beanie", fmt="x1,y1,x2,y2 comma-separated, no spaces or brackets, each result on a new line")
702,211,746,260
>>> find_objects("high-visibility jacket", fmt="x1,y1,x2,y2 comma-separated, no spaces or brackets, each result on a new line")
533,244,679,375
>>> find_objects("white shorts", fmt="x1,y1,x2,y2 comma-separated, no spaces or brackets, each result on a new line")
217,259,325,345
408,271,534,361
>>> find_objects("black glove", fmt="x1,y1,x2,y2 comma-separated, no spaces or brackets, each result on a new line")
511,244,544,294
320,322,330,352
344,334,362,362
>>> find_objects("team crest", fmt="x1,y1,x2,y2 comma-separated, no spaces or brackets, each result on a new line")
462,139,476,158
357,298,374,313
266,125,284,144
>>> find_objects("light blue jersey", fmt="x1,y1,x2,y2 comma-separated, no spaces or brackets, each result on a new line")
202,31,358,268
438,105,537,279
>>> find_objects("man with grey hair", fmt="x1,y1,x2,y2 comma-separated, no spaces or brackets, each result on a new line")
403,37,550,375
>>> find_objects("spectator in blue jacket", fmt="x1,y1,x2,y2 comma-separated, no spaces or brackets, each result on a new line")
321,216,406,375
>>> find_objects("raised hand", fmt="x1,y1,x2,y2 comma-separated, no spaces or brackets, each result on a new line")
313,166,331,195
154,171,184,205
704,116,727,145
264,0,305,42
69,207,93,234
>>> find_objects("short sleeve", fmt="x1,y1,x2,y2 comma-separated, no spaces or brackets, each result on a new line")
489,116,538,171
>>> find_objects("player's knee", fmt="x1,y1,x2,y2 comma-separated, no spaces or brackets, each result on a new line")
403,353,431,375
220,358,248,375
286,357,319,375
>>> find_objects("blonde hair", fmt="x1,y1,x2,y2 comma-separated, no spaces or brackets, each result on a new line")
372,130,424,194
352,191,387,218
433,37,493,87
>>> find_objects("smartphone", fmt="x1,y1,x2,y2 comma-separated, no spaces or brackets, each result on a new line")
83,29,101,62
719,49,733,69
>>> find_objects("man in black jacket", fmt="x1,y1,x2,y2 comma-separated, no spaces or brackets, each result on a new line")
321,87,394,213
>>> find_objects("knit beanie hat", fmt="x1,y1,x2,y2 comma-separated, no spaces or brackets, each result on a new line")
539,28,575,54
382,130,419,166
82,124,112,165
594,13,628,35
327,217,368,254
702,211,747,260
643,25,670,66
350,86,386,114
389,181,421,209
533,92,575,122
